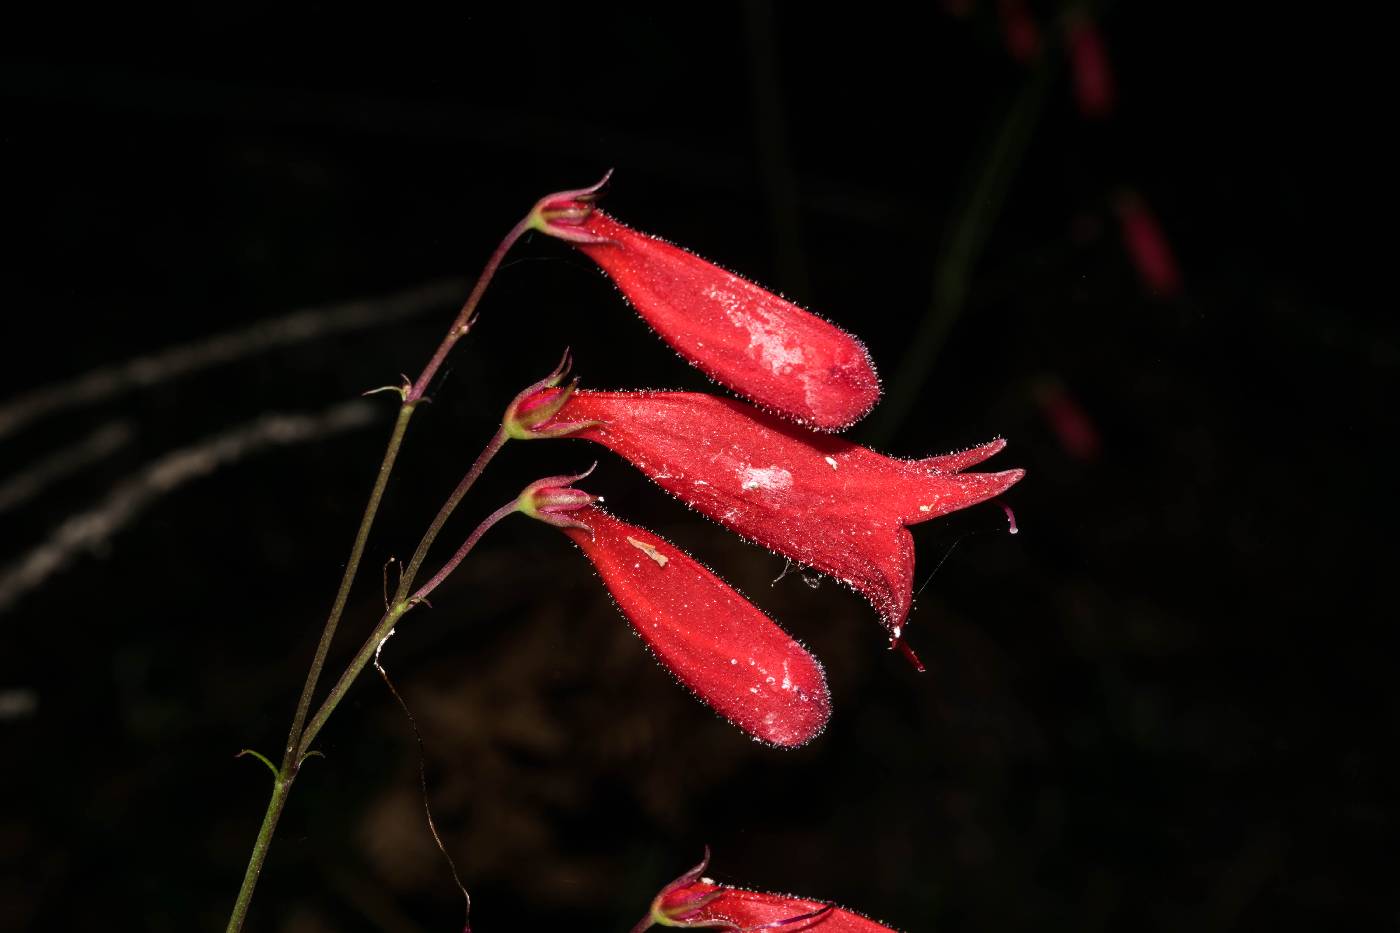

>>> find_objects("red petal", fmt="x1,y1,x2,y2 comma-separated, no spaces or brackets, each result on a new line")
562,507,830,747
660,881,899,932
916,437,1008,474
572,211,881,430
552,391,1024,635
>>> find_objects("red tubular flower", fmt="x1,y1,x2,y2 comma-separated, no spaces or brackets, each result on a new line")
520,479,830,747
636,848,898,933
533,390,1023,641
1066,13,1115,118
1114,190,1182,298
529,177,881,431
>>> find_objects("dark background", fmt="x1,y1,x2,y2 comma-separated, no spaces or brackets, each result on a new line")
1,5,1392,931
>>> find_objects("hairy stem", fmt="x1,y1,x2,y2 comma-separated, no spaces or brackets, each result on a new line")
408,217,533,404
397,427,509,599
225,775,294,933
226,212,533,933
224,404,414,933
298,499,520,756
282,403,415,766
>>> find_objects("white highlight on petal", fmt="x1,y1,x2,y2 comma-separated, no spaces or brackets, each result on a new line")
705,280,806,375
739,465,793,492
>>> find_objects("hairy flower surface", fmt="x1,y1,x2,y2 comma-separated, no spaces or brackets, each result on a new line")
637,849,898,932
540,390,1023,638
531,182,880,430
548,504,830,747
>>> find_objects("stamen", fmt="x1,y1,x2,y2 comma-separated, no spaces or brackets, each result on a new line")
891,637,927,673
993,497,1019,535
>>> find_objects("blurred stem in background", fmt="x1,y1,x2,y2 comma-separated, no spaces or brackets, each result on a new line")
869,59,1052,444
224,217,533,933
744,0,811,300
0,280,463,444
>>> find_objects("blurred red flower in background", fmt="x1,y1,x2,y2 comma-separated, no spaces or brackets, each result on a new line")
1115,190,1182,298
1066,13,1115,118
998,0,1041,63
1033,377,1102,463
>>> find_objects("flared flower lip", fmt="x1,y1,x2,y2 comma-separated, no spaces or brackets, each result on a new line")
540,390,1024,640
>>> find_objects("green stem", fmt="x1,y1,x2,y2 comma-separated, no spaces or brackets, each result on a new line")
407,217,533,405
297,499,521,756
223,394,416,933
226,211,534,933
225,775,293,933
282,403,415,767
